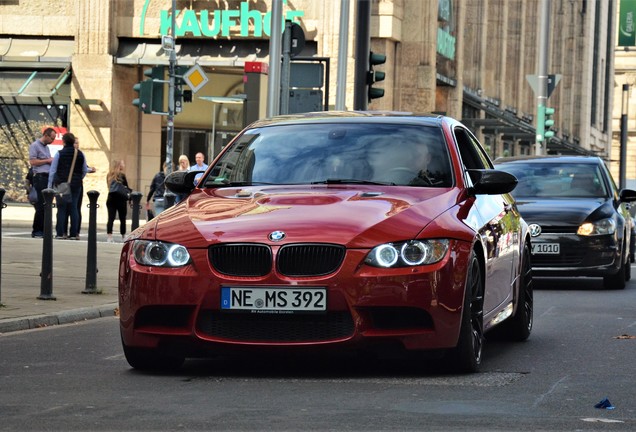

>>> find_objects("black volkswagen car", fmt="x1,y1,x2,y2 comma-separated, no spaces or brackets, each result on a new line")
495,156,636,290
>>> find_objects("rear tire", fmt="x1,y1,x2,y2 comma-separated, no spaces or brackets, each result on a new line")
447,251,483,373
495,243,533,341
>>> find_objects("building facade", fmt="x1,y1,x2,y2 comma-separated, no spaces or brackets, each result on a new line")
0,0,615,206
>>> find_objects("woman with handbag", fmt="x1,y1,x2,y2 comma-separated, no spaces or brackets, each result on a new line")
106,159,131,243
49,133,86,240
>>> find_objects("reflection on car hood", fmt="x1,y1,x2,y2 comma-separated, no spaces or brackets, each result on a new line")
514,197,611,225
150,185,460,247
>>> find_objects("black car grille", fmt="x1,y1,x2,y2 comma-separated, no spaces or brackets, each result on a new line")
208,243,345,277
532,250,586,266
196,311,355,342
537,226,578,234
277,244,345,276
209,244,272,276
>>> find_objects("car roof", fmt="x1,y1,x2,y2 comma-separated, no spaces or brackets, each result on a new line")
494,155,602,165
245,111,447,129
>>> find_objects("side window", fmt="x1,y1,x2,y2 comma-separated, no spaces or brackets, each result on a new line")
454,127,493,170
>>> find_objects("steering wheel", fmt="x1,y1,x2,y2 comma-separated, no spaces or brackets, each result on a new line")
383,167,418,184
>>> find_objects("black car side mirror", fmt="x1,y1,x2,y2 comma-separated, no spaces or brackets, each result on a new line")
164,170,202,195
467,169,518,195
619,188,636,202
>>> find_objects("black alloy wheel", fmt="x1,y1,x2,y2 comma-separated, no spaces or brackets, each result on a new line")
495,242,533,341
447,251,484,373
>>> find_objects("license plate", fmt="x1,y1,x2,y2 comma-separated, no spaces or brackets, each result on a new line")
531,243,560,254
221,286,327,313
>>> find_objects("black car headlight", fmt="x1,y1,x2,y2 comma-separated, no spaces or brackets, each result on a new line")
577,218,616,236
132,240,191,267
365,239,449,268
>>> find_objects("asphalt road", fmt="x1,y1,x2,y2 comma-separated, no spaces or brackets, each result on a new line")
0,277,635,431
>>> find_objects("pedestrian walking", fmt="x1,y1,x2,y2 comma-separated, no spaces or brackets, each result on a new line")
48,133,86,239
106,159,130,243
28,127,56,238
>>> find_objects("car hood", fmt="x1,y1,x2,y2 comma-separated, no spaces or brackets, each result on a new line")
142,185,464,248
514,197,613,226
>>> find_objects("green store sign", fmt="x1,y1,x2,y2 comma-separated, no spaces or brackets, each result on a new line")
437,28,455,60
140,0,305,37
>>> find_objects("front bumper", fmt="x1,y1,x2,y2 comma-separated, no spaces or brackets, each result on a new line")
530,232,621,277
118,240,472,356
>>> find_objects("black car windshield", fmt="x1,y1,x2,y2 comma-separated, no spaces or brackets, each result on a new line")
202,123,453,187
497,162,608,198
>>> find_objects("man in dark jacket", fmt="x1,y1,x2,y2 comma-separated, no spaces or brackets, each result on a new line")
50,133,87,239
146,162,169,220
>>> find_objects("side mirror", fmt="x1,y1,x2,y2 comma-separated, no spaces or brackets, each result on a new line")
468,169,518,195
619,188,636,202
164,170,201,195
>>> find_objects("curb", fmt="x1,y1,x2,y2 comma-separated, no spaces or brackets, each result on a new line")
0,303,118,334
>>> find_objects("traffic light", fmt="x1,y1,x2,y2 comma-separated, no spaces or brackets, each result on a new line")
132,80,153,114
145,65,165,113
544,107,555,139
132,66,165,114
367,51,386,101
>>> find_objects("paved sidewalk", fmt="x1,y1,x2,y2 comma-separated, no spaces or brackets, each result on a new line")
0,203,131,334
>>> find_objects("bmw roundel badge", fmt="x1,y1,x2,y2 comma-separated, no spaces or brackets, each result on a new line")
268,231,286,241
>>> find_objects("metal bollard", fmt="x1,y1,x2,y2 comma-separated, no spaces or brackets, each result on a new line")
0,188,5,304
83,190,100,294
129,191,142,231
164,191,176,208
38,188,56,300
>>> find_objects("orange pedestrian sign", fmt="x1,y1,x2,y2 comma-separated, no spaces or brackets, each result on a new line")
183,64,209,93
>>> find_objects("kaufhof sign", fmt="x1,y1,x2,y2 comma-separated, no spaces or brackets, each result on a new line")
140,0,305,38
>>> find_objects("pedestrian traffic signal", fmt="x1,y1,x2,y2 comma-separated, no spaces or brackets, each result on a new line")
367,51,386,101
132,66,165,114
544,107,555,139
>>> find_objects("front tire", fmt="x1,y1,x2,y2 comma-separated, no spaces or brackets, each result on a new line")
603,255,627,290
447,251,483,373
121,334,185,372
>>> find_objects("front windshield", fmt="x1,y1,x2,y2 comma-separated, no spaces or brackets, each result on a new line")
203,123,453,187
497,162,608,198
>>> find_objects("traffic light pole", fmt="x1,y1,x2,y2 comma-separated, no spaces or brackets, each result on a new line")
165,0,177,175
353,0,370,111
535,0,551,155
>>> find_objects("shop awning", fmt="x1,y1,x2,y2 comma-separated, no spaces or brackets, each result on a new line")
0,39,73,99
115,39,271,68
0,67,71,98
0,38,74,69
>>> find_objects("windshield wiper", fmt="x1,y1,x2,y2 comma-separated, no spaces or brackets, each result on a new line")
311,178,395,186
207,180,276,187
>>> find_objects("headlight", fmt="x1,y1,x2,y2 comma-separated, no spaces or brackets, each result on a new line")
577,218,616,236
365,239,449,268
132,240,191,267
